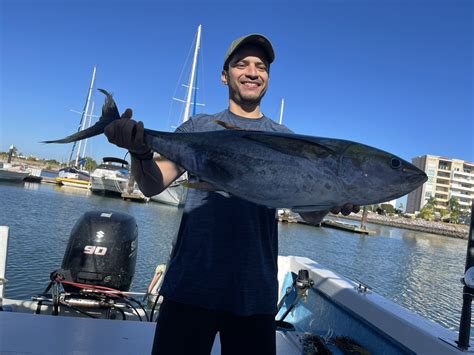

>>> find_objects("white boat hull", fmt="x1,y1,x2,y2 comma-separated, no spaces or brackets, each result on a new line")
0,169,28,182
276,255,462,354
150,183,187,207
90,176,128,195
1,255,464,354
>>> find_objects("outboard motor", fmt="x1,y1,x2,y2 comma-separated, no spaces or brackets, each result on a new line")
59,211,138,292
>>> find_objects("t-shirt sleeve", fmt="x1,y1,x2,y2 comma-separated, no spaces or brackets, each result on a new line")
277,123,293,133
174,119,194,133
174,113,210,133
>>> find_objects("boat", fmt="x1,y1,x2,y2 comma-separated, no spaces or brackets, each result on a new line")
150,25,205,207
56,167,91,189
54,67,97,190
150,174,187,206
1,206,473,354
90,157,130,195
23,166,43,183
0,162,29,182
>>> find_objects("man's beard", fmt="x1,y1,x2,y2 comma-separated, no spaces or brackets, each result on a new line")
229,85,267,107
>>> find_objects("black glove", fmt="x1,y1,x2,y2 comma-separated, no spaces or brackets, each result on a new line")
104,109,151,159
299,204,361,226
330,203,361,216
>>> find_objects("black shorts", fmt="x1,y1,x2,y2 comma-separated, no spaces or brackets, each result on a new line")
152,298,276,355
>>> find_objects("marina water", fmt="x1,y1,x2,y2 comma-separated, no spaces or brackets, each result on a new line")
0,182,467,334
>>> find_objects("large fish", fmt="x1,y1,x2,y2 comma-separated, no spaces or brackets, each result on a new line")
44,89,427,211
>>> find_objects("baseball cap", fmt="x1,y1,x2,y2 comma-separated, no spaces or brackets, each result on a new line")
223,34,275,70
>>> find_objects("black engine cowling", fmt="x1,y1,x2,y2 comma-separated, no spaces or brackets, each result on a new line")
59,211,138,292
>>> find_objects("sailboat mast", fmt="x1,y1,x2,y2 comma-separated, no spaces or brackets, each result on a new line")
182,25,202,123
279,98,285,125
75,66,96,167
81,100,95,162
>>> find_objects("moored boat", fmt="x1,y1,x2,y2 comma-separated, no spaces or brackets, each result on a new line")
56,167,91,189
0,162,29,182
149,25,204,207
90,157,130,195
23,166,43,183
150,176,187,206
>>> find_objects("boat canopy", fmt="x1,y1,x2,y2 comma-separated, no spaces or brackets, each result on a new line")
102,157,129,166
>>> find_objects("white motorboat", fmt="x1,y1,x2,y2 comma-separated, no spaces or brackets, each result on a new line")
0,163,29,182
90,157,130,195
1,208,473,354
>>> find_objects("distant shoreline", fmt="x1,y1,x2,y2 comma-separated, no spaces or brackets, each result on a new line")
337,213,469,239
2,157,470,239
0,158,62,171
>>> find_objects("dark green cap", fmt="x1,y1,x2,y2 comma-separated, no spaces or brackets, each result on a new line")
223,34,275,70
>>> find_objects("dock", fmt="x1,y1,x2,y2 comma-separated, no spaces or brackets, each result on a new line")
121,174,149,202
121,191,150,203
279,211,376,235
40,177,60,185
321,219,376,235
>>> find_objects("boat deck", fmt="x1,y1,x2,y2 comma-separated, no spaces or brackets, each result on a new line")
0,311,301,354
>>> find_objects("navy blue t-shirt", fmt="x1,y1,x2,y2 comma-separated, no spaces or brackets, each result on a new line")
159,109,292,316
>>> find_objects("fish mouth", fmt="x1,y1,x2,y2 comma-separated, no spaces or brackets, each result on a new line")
405,170,428,187
403,165,428,185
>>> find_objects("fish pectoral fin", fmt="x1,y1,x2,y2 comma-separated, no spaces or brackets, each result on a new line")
291,205,332,212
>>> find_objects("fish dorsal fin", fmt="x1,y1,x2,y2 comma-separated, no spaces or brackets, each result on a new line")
214,120,249,131
242,132,336,160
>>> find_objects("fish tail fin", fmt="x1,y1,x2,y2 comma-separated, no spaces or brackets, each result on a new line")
97,88,120,121
42,89,121,144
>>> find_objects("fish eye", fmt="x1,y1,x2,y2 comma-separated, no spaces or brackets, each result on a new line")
390,158,402,169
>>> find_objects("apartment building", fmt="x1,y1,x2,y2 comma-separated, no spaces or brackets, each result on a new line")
406,155,474,213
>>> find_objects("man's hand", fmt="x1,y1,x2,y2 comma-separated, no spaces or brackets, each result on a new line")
299,203,361,226
330,203,360,216
104,109,150,155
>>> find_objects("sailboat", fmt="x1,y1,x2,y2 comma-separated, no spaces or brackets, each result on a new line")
56,67,97,189
150,25,204,207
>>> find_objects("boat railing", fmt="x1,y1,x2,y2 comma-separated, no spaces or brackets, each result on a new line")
0,226,9,300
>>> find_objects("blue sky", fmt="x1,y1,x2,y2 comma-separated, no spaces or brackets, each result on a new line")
1,0,472,171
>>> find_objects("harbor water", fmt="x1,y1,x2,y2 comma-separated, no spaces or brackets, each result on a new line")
0,182,467,334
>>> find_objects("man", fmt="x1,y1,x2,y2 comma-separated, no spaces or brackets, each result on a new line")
105,34,358,355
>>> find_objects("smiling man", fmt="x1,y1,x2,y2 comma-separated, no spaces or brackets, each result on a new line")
222,41,270,115
104,33,358,355
150,35,292,355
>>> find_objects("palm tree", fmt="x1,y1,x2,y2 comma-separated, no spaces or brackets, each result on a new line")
419,196,437,220
448,196,462,224
424,197,437,210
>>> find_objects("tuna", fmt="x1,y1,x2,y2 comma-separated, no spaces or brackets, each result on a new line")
44,89,427,211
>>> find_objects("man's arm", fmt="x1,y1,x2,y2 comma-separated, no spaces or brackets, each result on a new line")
131,155,184,197
104,108,185,196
